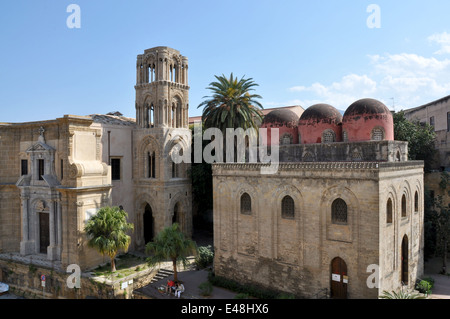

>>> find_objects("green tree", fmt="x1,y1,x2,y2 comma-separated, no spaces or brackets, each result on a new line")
393,111,436,172
198,73,264,132
84,206,134,272
145,223,197,282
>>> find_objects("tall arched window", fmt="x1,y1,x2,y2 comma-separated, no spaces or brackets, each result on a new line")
414,191,419,212
281,195,295,219
332,198,347,225
240,193,252,215
386,198,393,224
401,194,407,218
148,151,156,178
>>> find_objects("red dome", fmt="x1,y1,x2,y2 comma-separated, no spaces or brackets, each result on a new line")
342,98,393,142
261,109,299,146
298,104,342,144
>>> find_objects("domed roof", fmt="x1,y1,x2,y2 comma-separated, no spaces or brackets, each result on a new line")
262,108,299,127
344,98,390,117
299,104,342,124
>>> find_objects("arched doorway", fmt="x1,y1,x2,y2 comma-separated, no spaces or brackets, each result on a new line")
172,202,180,225
144,204,154,244
330,257,348,299
401,235,409,285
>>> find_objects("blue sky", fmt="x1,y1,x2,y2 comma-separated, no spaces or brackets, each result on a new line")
1,0,450,123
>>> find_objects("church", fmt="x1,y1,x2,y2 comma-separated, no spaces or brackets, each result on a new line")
0,47,192,271
0,46,424,299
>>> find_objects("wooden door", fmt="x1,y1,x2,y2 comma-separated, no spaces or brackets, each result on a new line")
331,257,348,299
39,213,50,254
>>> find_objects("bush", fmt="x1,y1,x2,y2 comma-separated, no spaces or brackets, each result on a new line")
198,281,213,296
415,277,434,295
195,245,214,269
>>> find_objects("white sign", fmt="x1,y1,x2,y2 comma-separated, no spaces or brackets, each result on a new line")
41,281,46,287
121,281,128,289
332,274,341,282
343,276,348,284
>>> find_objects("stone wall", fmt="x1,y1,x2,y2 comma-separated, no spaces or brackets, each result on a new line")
212,161,423,299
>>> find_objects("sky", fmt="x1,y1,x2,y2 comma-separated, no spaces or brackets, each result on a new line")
1,0,450,123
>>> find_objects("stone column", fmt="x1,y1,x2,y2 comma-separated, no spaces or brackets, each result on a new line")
20,194,34,255
47,199,57,260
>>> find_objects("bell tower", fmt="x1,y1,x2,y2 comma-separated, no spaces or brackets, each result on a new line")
133,47,192,248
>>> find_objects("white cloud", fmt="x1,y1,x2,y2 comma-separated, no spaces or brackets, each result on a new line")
285,34,450,111
428,32,450,55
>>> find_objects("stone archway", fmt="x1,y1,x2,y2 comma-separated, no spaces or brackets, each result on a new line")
144,203,154,244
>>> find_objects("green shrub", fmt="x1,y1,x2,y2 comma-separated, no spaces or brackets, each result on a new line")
415,278,434,295
198,281,213,296
195,245,214,269
234,293,250,299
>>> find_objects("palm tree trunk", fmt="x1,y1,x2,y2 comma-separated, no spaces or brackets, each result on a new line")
172,259,178,282
111,256,116,272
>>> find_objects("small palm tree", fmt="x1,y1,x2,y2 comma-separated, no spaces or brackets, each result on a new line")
145,223,197,282
379,290,426,299
84,206,134,272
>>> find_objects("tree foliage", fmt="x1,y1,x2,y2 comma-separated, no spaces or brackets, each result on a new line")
198,73,264,131
84,206,134,272
393,111,437,172
145,223,197,282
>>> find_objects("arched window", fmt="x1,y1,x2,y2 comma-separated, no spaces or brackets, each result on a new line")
240,193,252,215
401,194,407,218
332,198,347,225
322,130,336,143
281,195,295,219
386,198,393,224
148,151,156,178
280,133,293,145
371,127,384,141
414,191,419,212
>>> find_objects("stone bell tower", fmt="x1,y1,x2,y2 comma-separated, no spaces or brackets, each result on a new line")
133,47,192,248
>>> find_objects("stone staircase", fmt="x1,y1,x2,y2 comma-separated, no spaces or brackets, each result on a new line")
150,268,174,284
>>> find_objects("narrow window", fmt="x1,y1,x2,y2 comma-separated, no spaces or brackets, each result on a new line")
401,194,407,218
332,198,347,225
60,159,64,180
240,193,252,215
21,159,28,176
281,195,295,219
148,152,156,178
430,116,435,128
111,158,121,181
386,198,393,224
414,191,419,212
447,112,450,132
38,159,44,180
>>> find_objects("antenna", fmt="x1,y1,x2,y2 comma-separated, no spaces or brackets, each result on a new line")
390,97,395,112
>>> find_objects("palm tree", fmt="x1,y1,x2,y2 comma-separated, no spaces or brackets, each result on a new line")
145,223,197,282
198,73,264,162
84,206,134,272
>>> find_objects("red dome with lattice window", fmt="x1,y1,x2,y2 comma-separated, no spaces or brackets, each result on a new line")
297,104,342,144
342,98,393,142
260,108,300,146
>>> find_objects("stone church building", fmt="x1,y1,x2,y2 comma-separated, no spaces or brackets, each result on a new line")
0,47,192,271
213,101,424,299
0,46,424,299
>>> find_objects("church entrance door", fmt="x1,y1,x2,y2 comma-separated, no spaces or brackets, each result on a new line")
39,213,50,254
330,257,348,299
